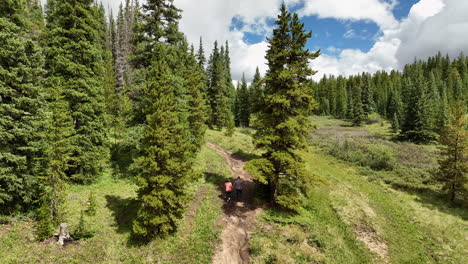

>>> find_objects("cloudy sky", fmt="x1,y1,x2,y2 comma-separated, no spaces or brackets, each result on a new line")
44,0,468,82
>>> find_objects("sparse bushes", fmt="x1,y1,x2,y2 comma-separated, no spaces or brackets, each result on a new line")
327,138,396,171
85,191,97,216
73,210,94,240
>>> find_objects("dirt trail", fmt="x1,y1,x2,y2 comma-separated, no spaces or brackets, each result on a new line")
207,142,261,264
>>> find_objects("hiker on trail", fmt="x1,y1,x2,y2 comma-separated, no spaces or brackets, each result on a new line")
224,179,233,202
234,177,243,200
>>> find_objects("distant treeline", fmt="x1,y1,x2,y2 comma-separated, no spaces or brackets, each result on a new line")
312,52,468,142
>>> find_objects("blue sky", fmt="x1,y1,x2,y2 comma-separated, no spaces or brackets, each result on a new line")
232,0,420,56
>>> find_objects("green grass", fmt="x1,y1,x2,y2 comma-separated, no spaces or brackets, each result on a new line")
0,146,228,264
214,121,467,264
205,128,261,159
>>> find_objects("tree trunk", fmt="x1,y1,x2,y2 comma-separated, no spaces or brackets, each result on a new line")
449,183,456,202
57,223,71,246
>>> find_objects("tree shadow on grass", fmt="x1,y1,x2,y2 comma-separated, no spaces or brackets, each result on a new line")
105,195,140,234
232,150,261,161
105,195,152,246
391,185,468,221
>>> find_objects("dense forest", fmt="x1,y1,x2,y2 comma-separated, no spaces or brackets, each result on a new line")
312,53,468,142
1,0,467,261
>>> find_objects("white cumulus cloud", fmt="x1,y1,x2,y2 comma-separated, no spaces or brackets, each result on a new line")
298,0,398,29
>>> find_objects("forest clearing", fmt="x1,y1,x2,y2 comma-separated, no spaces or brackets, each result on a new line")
1,123,466,263
1,0,467,263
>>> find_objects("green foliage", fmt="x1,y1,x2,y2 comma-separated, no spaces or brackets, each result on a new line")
206,41,235,133
400,63,438,143
391,112,400,133
249,67,264,115
45,0,109,184
0,1,45,213
237,73,251,127
184,45,208,153
86,191,97,216
131,44,194,239
35,198,54,241
73,210,94,240
312,52,468,143
250,4,319,211
434,105,467,201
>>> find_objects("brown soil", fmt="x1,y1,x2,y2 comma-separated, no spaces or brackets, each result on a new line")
354,224,388,262
207,142,262,264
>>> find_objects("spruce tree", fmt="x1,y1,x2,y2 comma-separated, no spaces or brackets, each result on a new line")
184,45,207,153
362,75,374,117
44,0,108,184
130,0,201,239
224,41,237,114
0,0,45,213
238,73,251,127
400,64,437,142
352,78,365,126
132,45,193,239
335,76,347,118
196,37,206,67
207,41,235,134
246,5,319,211
234,82,241,127
37,83,73,235
434,105,467,201
249,67,263,115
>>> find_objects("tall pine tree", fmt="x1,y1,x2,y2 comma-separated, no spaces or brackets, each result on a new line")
44,0,109,184
0,0,45,213
434,105,467,201
246,5,319,211
130,0,202,239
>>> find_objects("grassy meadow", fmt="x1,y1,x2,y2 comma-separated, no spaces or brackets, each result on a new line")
208,117,467,264
0,146,228,264
1,117,466,264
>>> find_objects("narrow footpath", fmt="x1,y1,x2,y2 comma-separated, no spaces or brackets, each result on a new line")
207,142,262,264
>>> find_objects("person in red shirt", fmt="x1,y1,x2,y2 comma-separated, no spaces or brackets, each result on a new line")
224,179,233,202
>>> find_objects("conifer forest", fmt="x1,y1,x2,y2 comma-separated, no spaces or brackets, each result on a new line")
0,0,467,263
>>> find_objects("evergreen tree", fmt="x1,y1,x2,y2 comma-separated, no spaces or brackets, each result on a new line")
196,37,206,67
132,45,193,239
437,83,450,131
434,105,467,201
400,64,437,142
130,0,202,239
0,0,45,213
184,45,207,153
352,78,365,126
36,83,73,236
335,76,348,118
362,74,374,117
247,5,319,211
249,67,263,115
206,41,235,134
387,84,402,126
238,73,251,127
44,0,109,184
224,41,237,114
234,82,241,127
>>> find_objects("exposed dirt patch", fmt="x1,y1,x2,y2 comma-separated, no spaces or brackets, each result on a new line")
354,224,388,262
207,142,262,264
